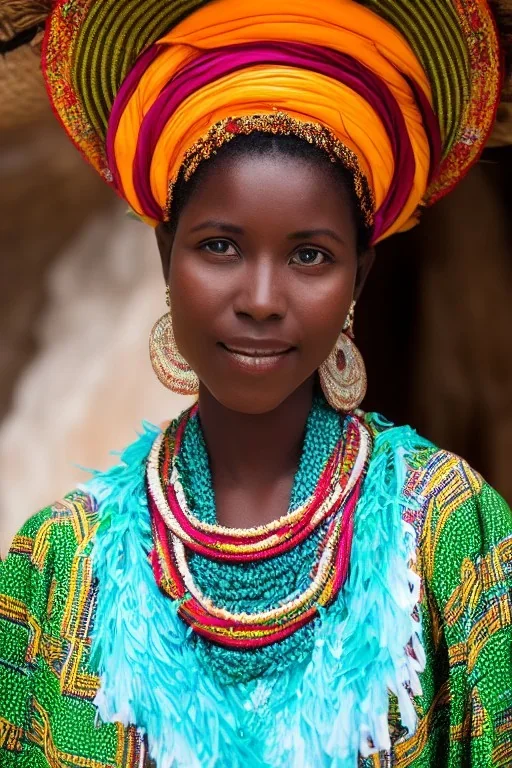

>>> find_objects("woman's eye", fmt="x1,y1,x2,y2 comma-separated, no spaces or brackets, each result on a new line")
202,240,238,257
291,248,330,267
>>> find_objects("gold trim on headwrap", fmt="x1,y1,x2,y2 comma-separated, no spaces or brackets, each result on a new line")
167,112,376,229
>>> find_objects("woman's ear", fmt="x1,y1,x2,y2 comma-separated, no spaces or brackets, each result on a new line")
155,223,174,281
354,247,376,301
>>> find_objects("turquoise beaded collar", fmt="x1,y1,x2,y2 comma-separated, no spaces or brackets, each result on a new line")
85,405,430,767
172,393,346,683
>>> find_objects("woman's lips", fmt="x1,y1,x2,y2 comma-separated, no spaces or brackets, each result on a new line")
218,342,295,373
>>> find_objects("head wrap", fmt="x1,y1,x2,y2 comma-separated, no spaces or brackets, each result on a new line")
42,0,500,243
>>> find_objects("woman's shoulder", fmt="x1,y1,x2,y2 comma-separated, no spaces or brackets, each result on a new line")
365,414,511,643
1,490,99,579
0,491,100,672
364,411,512,576
364,409,506,506
409,443,511,597
0,422,161,592
2,421,161,568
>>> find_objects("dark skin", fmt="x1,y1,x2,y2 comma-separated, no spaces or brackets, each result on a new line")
157,153,374,528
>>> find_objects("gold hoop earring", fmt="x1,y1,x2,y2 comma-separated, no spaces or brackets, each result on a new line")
319,300,367,412
149,286,199,396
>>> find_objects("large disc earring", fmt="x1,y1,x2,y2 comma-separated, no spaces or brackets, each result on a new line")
149,287,199,396
319,301,367,412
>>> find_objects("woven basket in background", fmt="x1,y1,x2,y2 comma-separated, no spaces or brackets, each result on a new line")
0,0,50,132
0,45,49,132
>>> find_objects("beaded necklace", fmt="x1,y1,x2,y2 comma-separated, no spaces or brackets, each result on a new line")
89,409,427,764
174,394,342,683
147,394,371,664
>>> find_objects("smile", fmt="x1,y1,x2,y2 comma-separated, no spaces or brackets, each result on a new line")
223,345,292,357
219,342,295,372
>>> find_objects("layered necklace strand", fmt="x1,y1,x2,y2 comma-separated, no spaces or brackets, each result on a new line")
147,403,372,649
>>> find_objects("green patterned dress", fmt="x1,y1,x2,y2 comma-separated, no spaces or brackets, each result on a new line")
0,409,511,767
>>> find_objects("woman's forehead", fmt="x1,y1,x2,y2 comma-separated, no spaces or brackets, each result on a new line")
177,154,357,236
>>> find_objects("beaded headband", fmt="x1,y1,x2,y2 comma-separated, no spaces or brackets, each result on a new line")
167,112,376,229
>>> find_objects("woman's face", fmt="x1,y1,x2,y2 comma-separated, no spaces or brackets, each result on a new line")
160,152,366,414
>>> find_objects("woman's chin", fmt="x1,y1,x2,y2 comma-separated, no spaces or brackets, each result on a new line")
198,376,316,416
205,391,292,416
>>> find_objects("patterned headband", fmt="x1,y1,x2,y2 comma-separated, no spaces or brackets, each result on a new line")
42,0,501,243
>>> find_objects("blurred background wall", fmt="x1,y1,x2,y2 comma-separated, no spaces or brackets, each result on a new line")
0,52,194,551
0,27,511,554
359,146,512,498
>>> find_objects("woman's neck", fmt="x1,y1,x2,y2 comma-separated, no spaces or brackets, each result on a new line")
197,378,315,523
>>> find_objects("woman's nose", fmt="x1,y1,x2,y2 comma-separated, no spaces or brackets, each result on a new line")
233,259,287,322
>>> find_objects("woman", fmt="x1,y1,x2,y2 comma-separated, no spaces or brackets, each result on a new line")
0,0,511,766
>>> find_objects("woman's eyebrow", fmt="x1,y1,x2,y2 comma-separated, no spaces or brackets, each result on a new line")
190,220,244,234
288,228,346,246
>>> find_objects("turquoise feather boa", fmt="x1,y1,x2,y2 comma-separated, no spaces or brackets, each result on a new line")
82,416,430,767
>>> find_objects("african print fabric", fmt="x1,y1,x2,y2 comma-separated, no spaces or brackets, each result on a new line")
0,411,511,766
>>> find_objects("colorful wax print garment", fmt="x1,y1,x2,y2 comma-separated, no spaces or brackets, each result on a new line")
0,411,511,767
